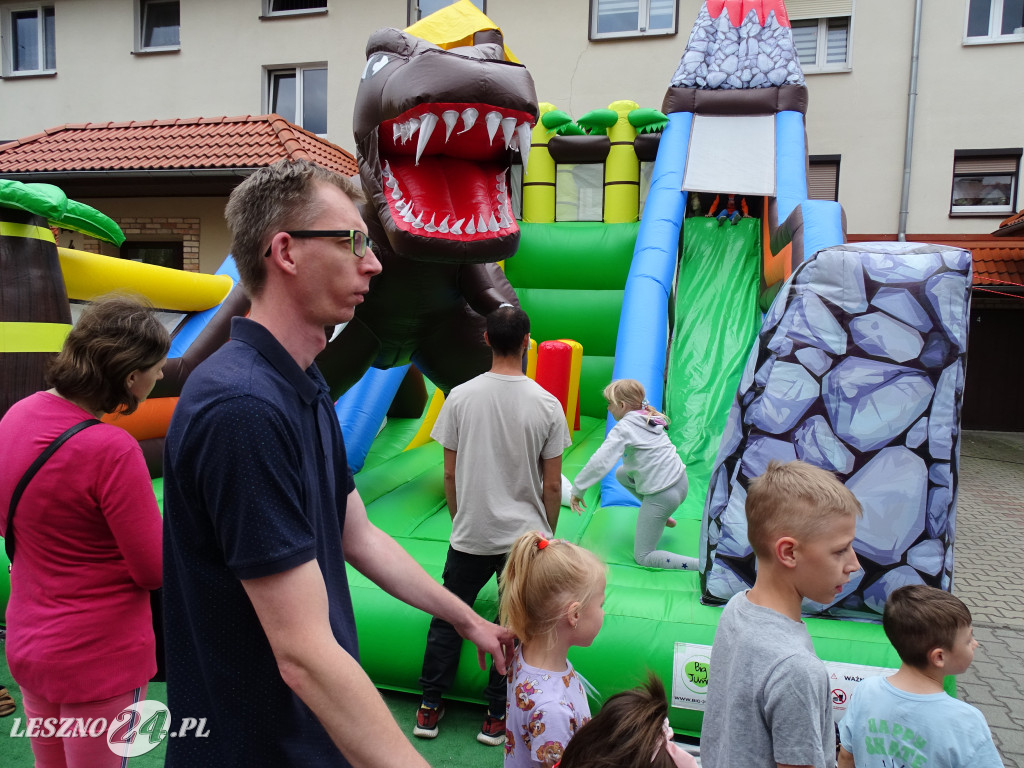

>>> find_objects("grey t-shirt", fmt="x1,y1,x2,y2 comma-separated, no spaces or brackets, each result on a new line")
431,372,571,556
703,591,834,768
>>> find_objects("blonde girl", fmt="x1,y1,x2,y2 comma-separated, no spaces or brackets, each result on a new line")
570,379,697,570
499,532,606,768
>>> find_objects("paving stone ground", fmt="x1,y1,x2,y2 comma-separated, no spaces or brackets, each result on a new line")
954,431,1024,768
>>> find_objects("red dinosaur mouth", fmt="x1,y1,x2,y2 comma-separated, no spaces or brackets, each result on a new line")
378,102,534,240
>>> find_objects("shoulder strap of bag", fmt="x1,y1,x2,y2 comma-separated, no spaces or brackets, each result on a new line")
5,418,102,564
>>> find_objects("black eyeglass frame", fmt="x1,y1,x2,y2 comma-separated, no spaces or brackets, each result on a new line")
263,229,374,258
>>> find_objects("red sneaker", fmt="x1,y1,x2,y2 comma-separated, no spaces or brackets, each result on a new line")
477,713,506,746
413,703,444,739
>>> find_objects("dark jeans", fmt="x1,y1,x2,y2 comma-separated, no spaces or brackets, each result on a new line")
419,546,508,714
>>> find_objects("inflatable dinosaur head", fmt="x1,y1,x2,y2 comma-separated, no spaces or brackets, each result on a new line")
354,27,538,263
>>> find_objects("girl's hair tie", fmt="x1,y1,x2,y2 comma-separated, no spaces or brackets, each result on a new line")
641,398,650,409
536,538,549,550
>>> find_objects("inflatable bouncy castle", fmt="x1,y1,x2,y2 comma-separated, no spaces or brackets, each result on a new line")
0,0,971,741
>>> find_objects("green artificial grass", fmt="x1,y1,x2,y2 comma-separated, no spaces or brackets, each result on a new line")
1,639,501,767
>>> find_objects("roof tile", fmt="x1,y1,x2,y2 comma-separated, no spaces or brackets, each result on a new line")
0,115,358,176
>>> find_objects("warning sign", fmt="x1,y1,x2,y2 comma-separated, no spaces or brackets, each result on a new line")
822,660,897,722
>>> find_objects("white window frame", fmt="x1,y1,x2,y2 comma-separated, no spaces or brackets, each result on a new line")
1,2,55,76
949,150,1020,217
964,0,1024,44
790,15,852,73
262,0,327,18
589,0,678,41
265,64,328,137
134,0,180,53
408,0,484,25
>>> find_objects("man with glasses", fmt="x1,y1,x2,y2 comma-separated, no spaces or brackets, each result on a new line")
163,159,514,768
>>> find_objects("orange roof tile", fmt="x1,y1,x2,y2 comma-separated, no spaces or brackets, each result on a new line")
0,115,358,176
999,209,1024,229
971,246,1024,290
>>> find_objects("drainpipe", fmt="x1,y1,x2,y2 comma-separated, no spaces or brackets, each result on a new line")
897,0,923,241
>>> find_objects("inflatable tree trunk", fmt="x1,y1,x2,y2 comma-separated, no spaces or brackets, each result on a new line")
0,208,72,417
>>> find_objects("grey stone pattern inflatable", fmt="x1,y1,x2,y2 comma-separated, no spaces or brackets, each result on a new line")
670,5,805,90
700,242,972,618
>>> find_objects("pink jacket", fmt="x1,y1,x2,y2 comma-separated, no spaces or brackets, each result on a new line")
0,392,162,703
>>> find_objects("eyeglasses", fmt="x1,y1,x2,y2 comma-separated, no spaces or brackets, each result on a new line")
263,229,375,258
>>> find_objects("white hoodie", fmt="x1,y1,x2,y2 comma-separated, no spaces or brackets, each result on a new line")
572,410,686,499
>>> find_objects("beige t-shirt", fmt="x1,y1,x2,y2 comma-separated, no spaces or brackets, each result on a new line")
430,372,571,556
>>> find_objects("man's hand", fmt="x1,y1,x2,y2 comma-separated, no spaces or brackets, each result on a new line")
454,614,515,675
570,494,586,514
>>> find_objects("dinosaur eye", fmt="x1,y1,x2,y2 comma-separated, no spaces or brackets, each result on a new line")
362,53,390,80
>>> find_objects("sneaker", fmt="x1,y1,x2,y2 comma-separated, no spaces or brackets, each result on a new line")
477,713,506,746
413,703,444,739
665,517,677,528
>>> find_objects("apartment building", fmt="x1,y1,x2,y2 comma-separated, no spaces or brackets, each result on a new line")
2,0,1022,424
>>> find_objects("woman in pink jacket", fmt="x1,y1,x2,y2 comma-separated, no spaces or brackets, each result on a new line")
0,295,168,768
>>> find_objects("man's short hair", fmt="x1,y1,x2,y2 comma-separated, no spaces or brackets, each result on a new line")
745,460,862,558
486,304,530,356
883,584,972,669
224,159,364,298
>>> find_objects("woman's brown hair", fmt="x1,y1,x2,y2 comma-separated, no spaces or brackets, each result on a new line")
48,294,170,416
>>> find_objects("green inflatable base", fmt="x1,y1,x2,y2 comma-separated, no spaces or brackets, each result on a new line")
350,414,904,737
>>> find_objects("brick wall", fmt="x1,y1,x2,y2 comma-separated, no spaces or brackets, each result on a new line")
77,216,201,272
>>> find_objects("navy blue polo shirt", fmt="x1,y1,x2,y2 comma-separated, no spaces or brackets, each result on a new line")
163,317,358,768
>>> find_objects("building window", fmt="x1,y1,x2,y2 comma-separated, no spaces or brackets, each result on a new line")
120,240,184,270
1,3,55,75
263,0,326,16
808,155,840,201
950,149,1020,216
136,0,179,52
267,65,327,136
965,0,1024,41
590,0,677,40
791,16,850,71
409,0,483,24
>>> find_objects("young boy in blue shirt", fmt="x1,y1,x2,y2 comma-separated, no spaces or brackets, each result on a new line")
838,585,1004,768
703,460,863,768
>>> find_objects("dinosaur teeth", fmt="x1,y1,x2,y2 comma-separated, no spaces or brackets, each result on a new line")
516,122,532,173
451,218,464,235
501,116,517,149
438,215,450,233
441,110,459,141
459,108,478,134
487,213,499,232
466,217,476,235
415,112,439,166
424,213,438,232
485,111,502,144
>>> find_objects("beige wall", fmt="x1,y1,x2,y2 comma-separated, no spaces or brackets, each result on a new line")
3,0,1022,264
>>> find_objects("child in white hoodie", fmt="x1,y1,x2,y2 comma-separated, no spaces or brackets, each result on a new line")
569,379,697,570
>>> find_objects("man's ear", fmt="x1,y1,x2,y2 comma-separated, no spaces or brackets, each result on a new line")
267,232,299,276
483,331,491,348
776,536,798,569
928,646,947,669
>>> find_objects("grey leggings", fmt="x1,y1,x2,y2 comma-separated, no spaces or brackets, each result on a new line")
616,466,698,570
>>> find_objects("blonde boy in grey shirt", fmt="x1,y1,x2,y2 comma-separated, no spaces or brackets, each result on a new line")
703,460,862,768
